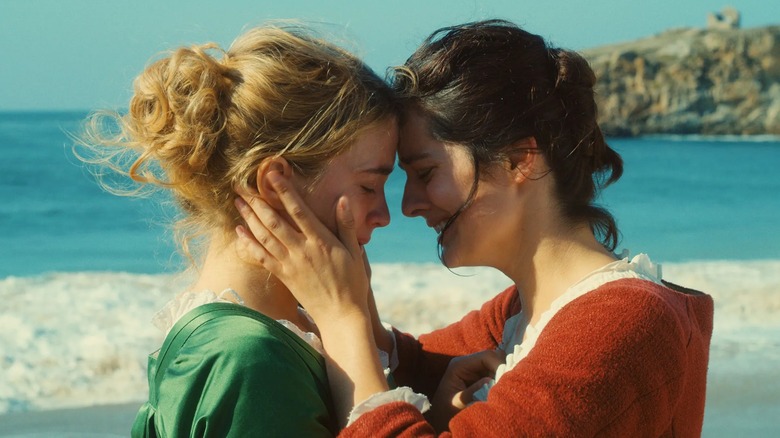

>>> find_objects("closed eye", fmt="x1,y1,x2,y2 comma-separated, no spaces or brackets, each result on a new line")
417,167,434,182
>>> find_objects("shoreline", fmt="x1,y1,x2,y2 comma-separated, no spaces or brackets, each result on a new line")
0,402,138,437
3,256,780,281
2,364,778,437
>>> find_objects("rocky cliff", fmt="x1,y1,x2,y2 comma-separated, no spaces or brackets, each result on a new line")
582,25,780,136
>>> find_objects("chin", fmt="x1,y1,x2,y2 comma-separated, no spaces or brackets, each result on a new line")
441,247,464,268
442,243,489,269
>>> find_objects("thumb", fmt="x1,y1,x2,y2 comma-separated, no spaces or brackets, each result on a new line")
336,196,361,257
453,377,493,409
479,349,507,374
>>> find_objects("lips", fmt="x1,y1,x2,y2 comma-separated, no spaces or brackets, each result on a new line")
358,235,370,245
426,218,449,235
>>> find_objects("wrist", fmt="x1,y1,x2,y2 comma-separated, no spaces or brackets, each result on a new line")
313,305,371,336
317,311,389,425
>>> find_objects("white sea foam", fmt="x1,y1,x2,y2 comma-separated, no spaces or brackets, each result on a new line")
0,272,185,414
1,260,778,415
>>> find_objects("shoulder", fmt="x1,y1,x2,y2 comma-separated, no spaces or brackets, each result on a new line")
158,309,329,402
153,309,336,437
479,284,520,317
178,309,322,375
456,284,519,336
608,279,711,329
569,278,707,323
545,278,712,356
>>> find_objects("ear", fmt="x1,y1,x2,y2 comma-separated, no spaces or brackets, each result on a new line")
507,137,541,183
255,157,294,209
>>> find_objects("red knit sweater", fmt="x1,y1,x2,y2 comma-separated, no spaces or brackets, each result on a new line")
342,278,713,437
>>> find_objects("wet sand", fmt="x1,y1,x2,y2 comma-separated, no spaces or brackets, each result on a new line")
0,402,137,437
2,349,778,437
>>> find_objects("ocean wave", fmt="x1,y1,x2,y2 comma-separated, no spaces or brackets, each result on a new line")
1,260,778,415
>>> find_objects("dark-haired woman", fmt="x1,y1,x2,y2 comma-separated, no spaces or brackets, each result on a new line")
235,20,713,436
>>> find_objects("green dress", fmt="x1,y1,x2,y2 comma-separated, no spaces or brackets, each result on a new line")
132,302,337,437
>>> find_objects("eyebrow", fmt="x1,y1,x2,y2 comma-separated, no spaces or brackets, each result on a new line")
398,152,431,169
358,165,395,176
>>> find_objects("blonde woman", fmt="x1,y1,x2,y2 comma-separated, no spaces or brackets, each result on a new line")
80,24,398,437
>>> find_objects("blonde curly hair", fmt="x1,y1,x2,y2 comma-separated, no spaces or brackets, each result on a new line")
78,24,397,261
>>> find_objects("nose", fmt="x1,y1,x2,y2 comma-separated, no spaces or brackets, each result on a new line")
368,193,391,229
401,178,426,218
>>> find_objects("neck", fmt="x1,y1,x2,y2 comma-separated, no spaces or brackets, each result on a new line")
501,222,617,327
189,232,306,327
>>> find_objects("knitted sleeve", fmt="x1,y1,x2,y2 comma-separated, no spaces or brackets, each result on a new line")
341,280,711,437
391,286,519,397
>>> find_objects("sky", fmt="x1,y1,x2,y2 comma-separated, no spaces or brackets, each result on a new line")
1,0,778,111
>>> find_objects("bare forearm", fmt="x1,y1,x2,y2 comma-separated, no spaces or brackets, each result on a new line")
319,313,390,427
367,287,394,354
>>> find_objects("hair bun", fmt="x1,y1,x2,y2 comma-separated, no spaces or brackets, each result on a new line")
128,43,236,186
80,25,398,262
550,48,596,90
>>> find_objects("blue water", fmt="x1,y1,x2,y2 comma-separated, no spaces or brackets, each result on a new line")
1,112,779,277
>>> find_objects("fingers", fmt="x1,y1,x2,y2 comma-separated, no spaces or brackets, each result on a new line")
446,349,506,380
476,349,506,373
267,171,329,237
453,377,494,409
336,196,362,259
235,224,283,275
265,171,360,259
444,349,505,410
234,196,292,262
238,179,311,253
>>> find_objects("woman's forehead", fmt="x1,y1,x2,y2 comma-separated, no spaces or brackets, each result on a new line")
399,113,431,156
336,119,398,172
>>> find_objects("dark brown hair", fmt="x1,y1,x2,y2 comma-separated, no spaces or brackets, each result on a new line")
394,19,623,250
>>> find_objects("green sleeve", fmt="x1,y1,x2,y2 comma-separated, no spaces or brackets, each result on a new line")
152,314,335,437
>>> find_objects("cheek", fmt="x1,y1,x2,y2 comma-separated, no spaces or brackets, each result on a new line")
403,179,426,205
323,189,373,231
348,194,377,222
354,203,373,227
302,190,339,233
429,178,470,212
426,183,447,207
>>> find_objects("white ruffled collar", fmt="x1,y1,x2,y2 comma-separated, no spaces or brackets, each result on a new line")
152,289,324,354
152,289,244,332
473,252,663,401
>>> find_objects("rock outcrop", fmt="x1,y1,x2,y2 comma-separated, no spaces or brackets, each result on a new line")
582,25,780,136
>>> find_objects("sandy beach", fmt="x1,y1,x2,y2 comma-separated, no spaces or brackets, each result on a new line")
1,260,779,436
2,372,777,437
0,403,137,437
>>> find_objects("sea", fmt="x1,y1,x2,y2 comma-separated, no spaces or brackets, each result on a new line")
1,111,779,435
2,111,778,276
